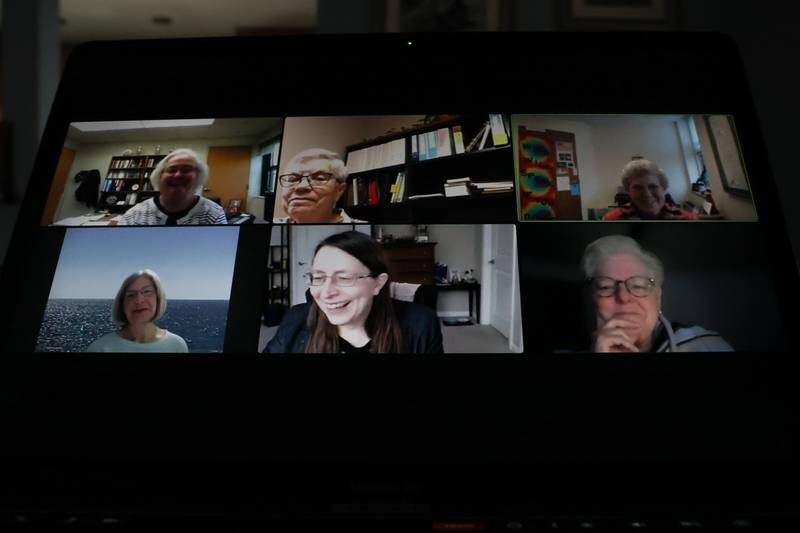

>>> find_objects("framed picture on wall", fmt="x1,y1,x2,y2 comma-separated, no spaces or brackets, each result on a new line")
704,115,751,196
557,0,681,30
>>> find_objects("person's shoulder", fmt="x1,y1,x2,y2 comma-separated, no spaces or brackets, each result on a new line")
337,209,367,224
263,303,311,354
85,331,121,352
601,208,625,220
161,330,189,352
199,196,225,212
119,198,158,224
672,324,734,352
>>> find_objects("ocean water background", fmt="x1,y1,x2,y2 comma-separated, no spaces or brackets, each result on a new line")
35,299,229,353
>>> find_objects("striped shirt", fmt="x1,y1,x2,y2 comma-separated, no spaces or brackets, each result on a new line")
118,197,228,225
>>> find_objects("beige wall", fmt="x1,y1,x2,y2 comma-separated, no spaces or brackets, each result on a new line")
693,115,758,221
273,115,424,219
513,115,696,219
377,224,482,317
55,136,259,222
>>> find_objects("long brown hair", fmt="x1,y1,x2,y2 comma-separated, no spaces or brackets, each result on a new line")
305,231,403,353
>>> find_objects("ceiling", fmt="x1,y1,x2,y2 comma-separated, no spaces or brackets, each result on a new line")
67,117,284,144
1,0,317,43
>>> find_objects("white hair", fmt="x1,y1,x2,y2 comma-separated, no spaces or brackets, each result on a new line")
111,269,167,326
620,159,669,190
285,148,348,183
150,148,209,193
582,235,665,287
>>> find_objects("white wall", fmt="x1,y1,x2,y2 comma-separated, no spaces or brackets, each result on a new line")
693,116,758,221
274,115,425,219
55,136,259,222
377,224,482,317
513,115,695,219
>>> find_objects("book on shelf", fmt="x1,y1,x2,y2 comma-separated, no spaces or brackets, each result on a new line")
465,122,490,152
347,138,406,173
426,131,437,160
418,133,428,161
479,187,513,194
444,177,475,198
444,184,474,198
408,192,445,200
368,180,379,206
411,135,419,161
473,180,513,190
390,171,407,203
478,122,491,150
437,128,452,157
489,114,509,146
452,125,465,154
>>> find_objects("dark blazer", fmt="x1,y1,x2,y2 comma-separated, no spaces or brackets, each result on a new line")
263,299,444,354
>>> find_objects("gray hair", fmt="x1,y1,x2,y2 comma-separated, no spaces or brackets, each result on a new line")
285,148,348,183
150,148,209,193
621,159,669,191
582,235,665,287
111,269,167,326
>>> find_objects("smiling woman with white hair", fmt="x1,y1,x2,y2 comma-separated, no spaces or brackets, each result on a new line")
86,269,189,352
274,148,364,224
583,235,732,352
118,148,227,225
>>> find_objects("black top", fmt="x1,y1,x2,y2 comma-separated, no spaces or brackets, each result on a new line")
263,299,444,354
153,195,200,226
338,337,372,354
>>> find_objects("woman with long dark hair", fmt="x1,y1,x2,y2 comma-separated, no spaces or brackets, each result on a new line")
264,231,443,354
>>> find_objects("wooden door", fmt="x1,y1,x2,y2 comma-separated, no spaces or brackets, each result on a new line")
205,146,252,212
41,146,76,225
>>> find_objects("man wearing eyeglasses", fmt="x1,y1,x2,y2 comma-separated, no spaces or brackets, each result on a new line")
274,148,363,224
117,148,227,225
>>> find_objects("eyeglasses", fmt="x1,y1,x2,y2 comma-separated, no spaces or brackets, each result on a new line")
124,287,156,299
163,165,197,175
304,272,374,287
589,276,656,298
279,171,335,188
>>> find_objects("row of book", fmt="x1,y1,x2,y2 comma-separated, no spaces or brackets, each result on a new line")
409,114,510,162
110,156,160,169
346,138,406,174
345,115,512,174
102,178,154,193
105,170,141,181
348,171,408,206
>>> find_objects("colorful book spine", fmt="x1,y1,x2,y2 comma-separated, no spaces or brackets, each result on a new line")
452,125,465,154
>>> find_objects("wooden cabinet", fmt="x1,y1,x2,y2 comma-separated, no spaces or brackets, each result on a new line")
381,241,436,285
99,154,166,213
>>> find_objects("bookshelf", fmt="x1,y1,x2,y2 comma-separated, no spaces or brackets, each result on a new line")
99,154,166,213
342,115,516,223
264,225,291,327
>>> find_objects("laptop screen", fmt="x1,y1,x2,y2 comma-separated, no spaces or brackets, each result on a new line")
1,33,798,515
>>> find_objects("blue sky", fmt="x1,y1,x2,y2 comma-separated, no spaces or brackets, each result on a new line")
49,227,239,300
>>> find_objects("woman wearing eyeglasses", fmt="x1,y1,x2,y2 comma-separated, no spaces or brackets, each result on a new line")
117,148,227,225
264,231,443,353
86,269,189,352
583,235,732,352
273,148,364,224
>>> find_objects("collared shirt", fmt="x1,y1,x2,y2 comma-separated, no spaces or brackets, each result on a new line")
118,196,228,225
273,208,366,224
